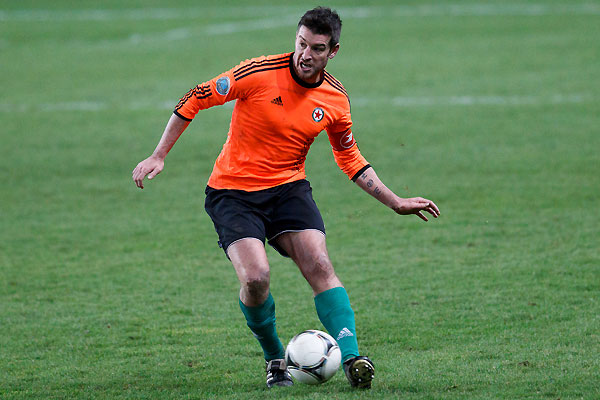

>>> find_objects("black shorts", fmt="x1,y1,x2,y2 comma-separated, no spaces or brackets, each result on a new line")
204,179,326,257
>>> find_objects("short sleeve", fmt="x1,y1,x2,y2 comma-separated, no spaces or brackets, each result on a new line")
173,63,254,121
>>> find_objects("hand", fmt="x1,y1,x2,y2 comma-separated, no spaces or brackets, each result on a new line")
132,155,164,189
392,197,440,222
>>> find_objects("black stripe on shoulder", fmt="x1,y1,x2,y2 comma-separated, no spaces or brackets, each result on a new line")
234,64,289,81
175,89,194,110
324,72,347,96
233,54,289,74
175,86,200,110
324,71,345,89
233,55,290,77
195,83,210,91
194,84,212,99
233,59,288,79
324,75,350,107
324,76,348,98
174,84,212,112
194,92,211,98
194,84,210,93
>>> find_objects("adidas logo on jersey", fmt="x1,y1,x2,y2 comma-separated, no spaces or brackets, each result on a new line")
337,327,354,341
271,96,283,106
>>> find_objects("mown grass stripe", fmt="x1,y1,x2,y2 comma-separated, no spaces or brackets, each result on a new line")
1,4,598,22
0,94,592,113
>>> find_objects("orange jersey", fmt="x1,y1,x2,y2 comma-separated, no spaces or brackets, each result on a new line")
174,52,369,191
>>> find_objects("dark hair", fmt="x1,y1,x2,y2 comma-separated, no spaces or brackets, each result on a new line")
297,7,342,49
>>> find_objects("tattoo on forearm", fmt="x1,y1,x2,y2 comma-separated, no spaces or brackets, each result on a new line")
367,179,373,188
374,187,382,196
360,172,368,180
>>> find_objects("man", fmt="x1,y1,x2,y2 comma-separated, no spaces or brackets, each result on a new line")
132,7,440,389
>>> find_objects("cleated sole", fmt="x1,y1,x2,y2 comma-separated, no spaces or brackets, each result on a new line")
349,359,374,389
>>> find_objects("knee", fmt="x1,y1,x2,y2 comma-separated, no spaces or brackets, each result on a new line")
305,252,335,280
243,270,270,300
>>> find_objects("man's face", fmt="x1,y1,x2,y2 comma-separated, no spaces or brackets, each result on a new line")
293,25,339,84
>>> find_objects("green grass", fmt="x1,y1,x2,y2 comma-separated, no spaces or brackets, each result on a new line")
1,1,599,399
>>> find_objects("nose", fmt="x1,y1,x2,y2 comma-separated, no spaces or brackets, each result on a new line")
302,46,312,60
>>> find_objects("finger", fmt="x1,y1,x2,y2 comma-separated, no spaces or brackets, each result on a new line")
148,167,161,180
418,200,440,217
133,170,145,189
426,206,438,218
132,164,143,178
416,211,428,222
428,200,441,216
415,198,440,215
132,172,143,187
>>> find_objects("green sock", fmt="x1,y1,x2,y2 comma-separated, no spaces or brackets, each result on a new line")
314,287,359,362
239,293,284,361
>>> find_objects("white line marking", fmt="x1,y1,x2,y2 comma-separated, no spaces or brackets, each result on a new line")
386,94,587,107
1,4,598,22
41,101,107,112
204,15,298,36
340,4,600,18
0,6,303,22
0,94,592,114
354,94,589,107
4,4,598,46
114,1,600,45
126,15,299,44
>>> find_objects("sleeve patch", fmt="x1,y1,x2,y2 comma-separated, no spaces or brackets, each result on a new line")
328,129,355,151
339,129,355,149
216,76,230,96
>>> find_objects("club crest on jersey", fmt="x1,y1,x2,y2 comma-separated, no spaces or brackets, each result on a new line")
216,76,230,96
312,107,324,122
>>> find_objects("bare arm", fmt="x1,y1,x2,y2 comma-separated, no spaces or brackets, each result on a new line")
355,166,440,221
132,113,191,189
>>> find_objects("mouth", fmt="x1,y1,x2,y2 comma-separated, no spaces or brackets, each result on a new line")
299,60,312,73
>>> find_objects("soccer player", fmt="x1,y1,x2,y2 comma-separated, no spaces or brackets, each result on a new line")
132,7,440,389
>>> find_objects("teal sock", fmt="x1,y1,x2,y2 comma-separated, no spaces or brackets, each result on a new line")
314,287,359,362
239,293,285,361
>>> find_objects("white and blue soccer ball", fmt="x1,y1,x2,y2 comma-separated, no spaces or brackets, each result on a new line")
285,329,342,384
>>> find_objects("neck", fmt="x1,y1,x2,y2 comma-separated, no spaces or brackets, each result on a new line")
288,53,324,89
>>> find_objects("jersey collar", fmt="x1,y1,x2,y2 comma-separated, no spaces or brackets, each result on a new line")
289,52,325,89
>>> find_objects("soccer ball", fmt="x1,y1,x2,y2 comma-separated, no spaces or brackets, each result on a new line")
285,329,342,384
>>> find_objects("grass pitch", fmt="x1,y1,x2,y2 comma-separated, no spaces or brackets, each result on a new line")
1,1,599,399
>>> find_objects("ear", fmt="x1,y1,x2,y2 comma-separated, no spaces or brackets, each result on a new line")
328,43,340,59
